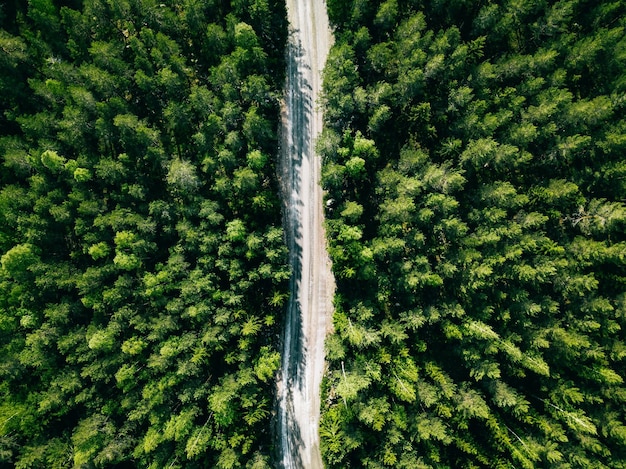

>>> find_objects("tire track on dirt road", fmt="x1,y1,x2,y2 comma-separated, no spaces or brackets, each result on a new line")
276,0,333,468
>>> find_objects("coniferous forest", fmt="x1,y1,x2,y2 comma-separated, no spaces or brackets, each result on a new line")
0,0,288,467
2,0,626,468
319,0,626,467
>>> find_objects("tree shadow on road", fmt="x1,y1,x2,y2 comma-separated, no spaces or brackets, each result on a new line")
279,27,314,390
274,25,318,469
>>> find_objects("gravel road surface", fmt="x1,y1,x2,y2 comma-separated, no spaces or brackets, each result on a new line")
276,0,333,468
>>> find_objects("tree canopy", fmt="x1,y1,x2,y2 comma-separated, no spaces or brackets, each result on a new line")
320,0,626,467
0,0,288,467
3,0,626,467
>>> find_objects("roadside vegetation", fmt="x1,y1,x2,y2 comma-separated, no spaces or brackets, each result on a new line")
0,1,288,467
319,0,626,467
3,0,626,467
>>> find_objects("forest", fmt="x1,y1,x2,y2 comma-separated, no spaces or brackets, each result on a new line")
0,0,289,467
2,0,626,468
318,0,626,467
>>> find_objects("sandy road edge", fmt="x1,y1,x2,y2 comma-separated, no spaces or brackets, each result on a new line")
275,0,334,468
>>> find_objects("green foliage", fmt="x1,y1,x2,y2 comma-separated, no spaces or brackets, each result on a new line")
0,0,288,466
1,243,39,278
40,149,66,171
321,0,626,467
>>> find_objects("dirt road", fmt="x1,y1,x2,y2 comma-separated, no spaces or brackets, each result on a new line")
276,0,333,468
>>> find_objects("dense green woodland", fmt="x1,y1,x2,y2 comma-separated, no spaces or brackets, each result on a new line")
319,0,626,467
0,0,288,467
3,0,626,468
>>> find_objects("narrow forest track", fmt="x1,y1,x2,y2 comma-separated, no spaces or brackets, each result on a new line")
276,0,333,468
